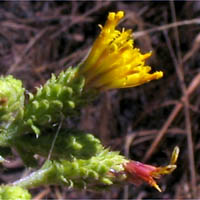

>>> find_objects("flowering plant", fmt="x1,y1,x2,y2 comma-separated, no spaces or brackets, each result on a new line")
0,11,178,199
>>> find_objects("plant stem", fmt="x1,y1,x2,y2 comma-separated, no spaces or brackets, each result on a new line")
12,166,53,189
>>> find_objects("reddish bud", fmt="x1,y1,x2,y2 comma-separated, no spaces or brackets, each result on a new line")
123,146,179,192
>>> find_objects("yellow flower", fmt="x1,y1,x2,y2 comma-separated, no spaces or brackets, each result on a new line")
78,11,163,91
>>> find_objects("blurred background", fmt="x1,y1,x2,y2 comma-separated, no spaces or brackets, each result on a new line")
0,1,200,199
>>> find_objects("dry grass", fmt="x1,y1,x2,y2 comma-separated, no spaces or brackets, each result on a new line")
0,1,200,199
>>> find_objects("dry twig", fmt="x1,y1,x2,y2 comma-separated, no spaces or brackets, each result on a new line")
134,18,200,39
143,73,200,162
32,187,51,200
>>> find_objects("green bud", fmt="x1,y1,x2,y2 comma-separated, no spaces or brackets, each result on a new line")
0,75,24,129
13,149,127,190
0,186,31,200
23,67,91,135
14,129,104,163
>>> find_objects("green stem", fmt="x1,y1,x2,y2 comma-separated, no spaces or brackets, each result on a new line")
12,166,53,189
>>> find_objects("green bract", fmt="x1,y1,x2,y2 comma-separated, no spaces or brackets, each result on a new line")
13,149,127,190
23,67,86,135
0,186,31,200
14,130,104,164
0,68,128,195
0,67,94,145
0,75,24,129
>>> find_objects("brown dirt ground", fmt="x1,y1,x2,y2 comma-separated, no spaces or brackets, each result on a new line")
0,1,200,199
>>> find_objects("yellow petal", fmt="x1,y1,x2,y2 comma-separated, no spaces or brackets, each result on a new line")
77,11,164,91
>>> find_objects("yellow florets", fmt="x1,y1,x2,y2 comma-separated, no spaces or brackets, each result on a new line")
78,11,163,91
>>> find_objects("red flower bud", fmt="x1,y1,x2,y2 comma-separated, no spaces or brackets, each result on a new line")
123,146,179,192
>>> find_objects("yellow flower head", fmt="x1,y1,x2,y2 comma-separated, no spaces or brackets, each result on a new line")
78,11,163,91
